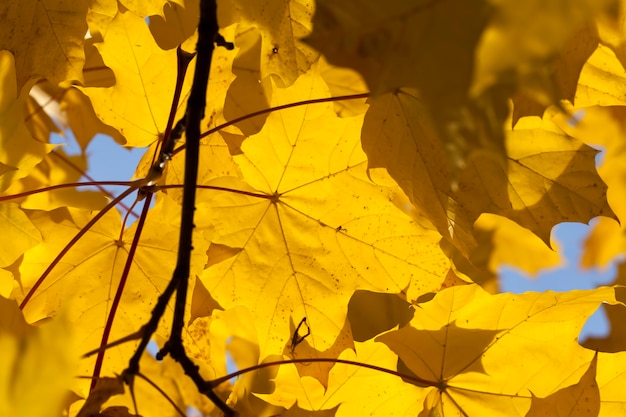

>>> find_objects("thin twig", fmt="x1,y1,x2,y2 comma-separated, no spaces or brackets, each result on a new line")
49,150,138,216
209,357,437,388
19,184,140,309
91,192,153,391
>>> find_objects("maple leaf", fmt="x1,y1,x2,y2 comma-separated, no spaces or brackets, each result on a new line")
0,51,53,192
307,0,509,173
472,0,618,98
261,285,622,415
120,0,183,18
375,285,620,416
574,44,626,108
362,90,614,257
526,353,599,417
6,1,626,416
306,0,488,98
511,25,600,124
0,296,78,417
472,213,561,276
80,10,196,147
14,196,215,401
551,105,626,269
219,0,318,86
0,0,88,89
196,70,450,358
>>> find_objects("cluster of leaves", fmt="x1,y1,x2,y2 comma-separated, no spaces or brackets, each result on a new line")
2,0,626,415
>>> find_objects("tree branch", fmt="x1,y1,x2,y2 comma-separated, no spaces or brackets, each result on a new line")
123,0,235,415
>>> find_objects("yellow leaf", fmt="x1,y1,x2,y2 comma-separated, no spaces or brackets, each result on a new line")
0,0,88,89
526,353,599,417
594,350,626,416
307,0,502,174
147,0,198,50
511,25,599,124
575,44,626,107
362,91,614,257
307,0,488,98
377,285,619,416
0,296,78,417
551,105,626,267
259,340,423,416
472,213,560,276
582,264,626,353
4,148,109,211
14,195,213,399
581,217,624,269
87,346,218,417
461,112,614,244
0,203,41,267
220,0,317,86
361,90,474,255
200,70,450,357
319,57,369,118
76,376,125,417
219,27,273,137
81,10,194,147
473,0,616,97
61,88,127,151
0,50,53,192
347,290,414,342
120,0,184,18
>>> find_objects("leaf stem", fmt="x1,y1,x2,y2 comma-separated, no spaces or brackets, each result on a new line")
0,180,137,201
49,150,137,217
171,93,371,157
136,372,187,417
209,357,436,388
19,184,140,309
158,183,273,199
82,328,144,358
91,192,153,391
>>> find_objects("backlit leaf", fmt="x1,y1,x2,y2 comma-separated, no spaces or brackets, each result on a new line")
551,106,626,268
4,1,626,416
81,10,193,147
219,0,317,85
0,0,88,89
0,296,78,417
575,44,626,107
0,51,53,192
377,285,620,416
307,0,488,98
199,70,450,357
0,203,41,267
473,0,617,97
120,0,184,18
15,195,214,400
362,91,614,256
472,213,560,276
526,353,600,417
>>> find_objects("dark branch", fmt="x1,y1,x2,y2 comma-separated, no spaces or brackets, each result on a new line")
123,0,235,415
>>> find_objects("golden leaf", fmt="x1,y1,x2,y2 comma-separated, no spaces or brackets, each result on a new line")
377,285,619,416
199,70,450,357
0,296,78,417
220,0,317,86
0,51,53,192
80,10,194,147
0,0,88,89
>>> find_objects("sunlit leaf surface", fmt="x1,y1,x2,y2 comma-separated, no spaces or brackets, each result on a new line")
2,0,626,416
